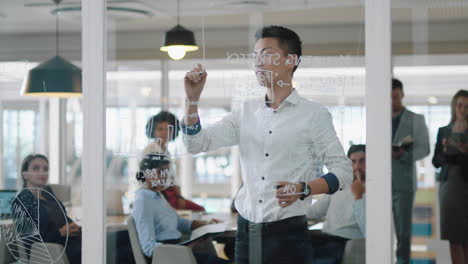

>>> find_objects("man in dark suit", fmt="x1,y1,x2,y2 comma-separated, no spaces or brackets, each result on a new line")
391,79,430,264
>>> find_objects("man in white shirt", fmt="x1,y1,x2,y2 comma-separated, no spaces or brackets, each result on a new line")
182,25,352,264
307,145,366,264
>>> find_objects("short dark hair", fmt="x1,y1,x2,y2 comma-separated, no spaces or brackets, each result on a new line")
145,111,180,140
392,78,403,91
135,154,171,183
21,154,49,188
347,144,366,158
255,25,302,73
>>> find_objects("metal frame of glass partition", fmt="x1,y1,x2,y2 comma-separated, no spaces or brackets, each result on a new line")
81,0,393,263
365,0,393,263
82,0,106,263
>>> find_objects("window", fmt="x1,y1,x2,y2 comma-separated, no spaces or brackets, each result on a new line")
2,106,39,189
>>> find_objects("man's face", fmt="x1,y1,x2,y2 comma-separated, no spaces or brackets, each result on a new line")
253,37,296,88
350,151,366,182
391,88,404,112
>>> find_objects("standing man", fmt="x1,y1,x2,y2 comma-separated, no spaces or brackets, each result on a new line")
391,78,430,264
181,25,352,264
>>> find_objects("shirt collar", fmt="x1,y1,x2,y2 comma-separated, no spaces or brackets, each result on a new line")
285,89,300,105
264,89,299,108
137,188,161,199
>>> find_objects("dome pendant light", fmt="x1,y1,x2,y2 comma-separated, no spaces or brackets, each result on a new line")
21,0,82,97
160,0,198,60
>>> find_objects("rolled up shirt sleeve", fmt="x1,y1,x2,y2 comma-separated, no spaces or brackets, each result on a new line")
180,118,202,136
321,173,340,194
182,110,240,155
312,107,353,193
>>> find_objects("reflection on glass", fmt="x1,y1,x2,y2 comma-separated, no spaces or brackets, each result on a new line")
391,78,431,264
391,2,468,264
130,153,227,263
1,154,81,264
3,109,37,189
1,0,83,262
102,1,373,263
308,145,366,264
432,90,468,264
142,111,205,212
181,25,354,264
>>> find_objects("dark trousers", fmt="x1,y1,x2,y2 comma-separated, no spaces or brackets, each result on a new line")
392,191,415,264
310,234,348,264
107,230,135,264
64,236,82,264
235,214,313,264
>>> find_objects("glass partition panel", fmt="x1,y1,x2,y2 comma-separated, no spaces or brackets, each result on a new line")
0,1,83,263
391,1,468,263
105,1,368,263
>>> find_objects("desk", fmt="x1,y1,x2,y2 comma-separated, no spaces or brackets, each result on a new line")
107,215,128,224
177,211,237,229
106,215,129,232
105,212,239,233
201,212,238,231
106,212,322,247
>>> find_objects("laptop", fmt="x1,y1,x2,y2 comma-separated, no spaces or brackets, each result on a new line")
0,190,18,217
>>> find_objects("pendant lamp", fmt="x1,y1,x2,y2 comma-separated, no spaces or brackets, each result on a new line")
160,0,198,60
21,0,82,97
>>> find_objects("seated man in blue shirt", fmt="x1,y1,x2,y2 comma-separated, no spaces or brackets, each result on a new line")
307,145,366,264
131,153,230,264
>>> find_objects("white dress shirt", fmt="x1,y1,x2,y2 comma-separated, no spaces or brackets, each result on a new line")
307,189,365,239
183,90,352,223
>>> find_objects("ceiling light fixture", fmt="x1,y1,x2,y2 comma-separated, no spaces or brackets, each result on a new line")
160,0,198,60
21,0,82,97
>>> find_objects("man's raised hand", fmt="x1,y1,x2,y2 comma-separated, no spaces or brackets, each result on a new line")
184,64,207,101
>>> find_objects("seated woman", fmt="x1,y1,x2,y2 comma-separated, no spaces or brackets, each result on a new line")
131,153,229,264
11,154,81,264
144,111,205,211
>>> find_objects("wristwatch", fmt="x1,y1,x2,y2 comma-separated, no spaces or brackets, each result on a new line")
299,182,311,200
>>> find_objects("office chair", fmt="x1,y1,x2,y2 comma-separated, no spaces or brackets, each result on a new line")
127,215,197,264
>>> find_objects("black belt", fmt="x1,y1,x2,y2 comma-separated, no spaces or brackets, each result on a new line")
239,215,308,234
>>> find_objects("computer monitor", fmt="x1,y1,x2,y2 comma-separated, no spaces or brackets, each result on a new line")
0,190,18,217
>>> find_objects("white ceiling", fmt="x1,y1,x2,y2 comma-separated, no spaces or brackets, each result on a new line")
0,1,467,107
0,0,467,34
